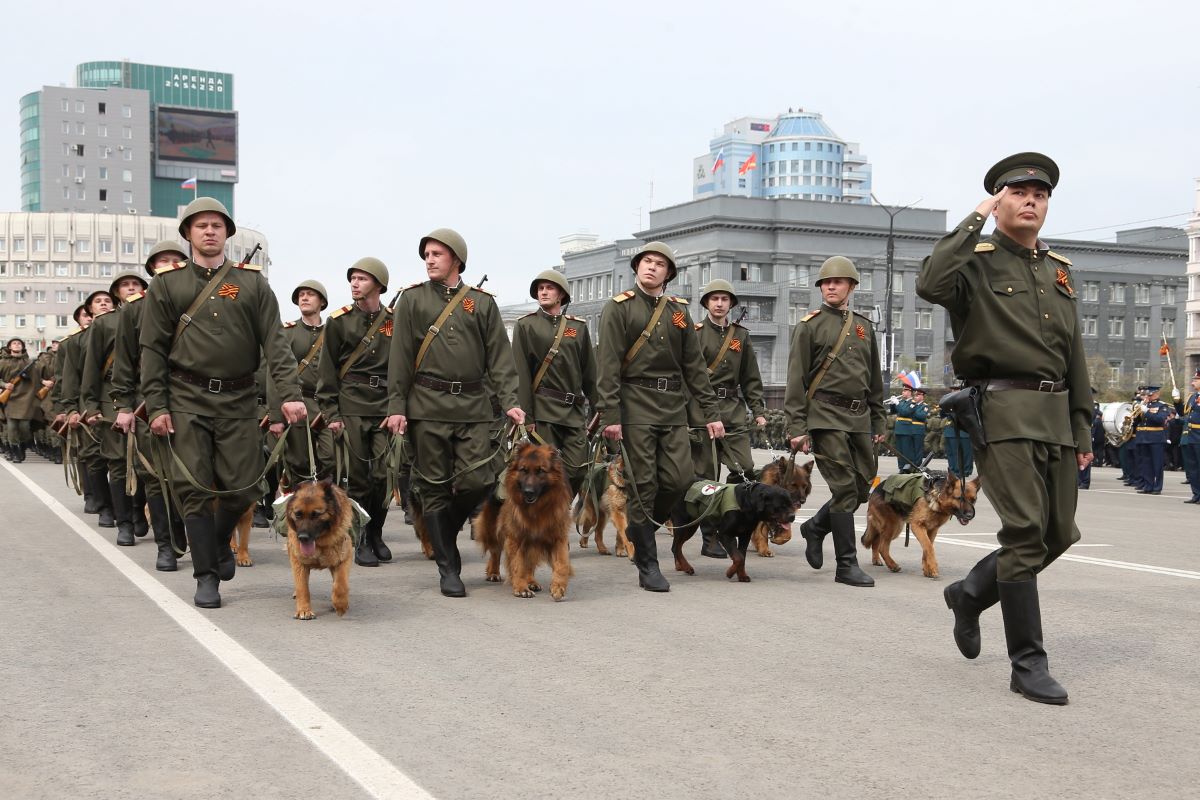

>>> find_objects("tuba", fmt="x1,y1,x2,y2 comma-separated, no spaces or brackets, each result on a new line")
1118,401,1143,444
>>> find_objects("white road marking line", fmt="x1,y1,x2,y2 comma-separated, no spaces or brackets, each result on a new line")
937,536,1200,580
3,462,434,800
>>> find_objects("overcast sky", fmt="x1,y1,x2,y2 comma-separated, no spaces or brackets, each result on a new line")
4,0,1198,312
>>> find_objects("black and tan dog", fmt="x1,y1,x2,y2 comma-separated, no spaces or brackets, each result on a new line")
861,471,981,579
573,454,634,559
284,478,353,619
749,456,814,557
670,481,796,582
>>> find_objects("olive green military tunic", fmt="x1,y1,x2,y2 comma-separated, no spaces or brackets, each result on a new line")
917,212,1091,581
57,326,104,462
386,280,519,514
1,353,38,446
511,308,597,491
784,304,886,512
687,317,766,480
139,259,301,516
109,289,171,500
315,301,393,501
596,286,721,525
269,318,334,483
80,306,130,478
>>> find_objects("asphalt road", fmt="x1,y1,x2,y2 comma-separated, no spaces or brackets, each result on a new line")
2,450,1197,800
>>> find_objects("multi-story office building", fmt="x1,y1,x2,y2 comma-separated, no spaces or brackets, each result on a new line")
692,109,872,204
0,211,267,352
21,61,237,220
557,196,1187,402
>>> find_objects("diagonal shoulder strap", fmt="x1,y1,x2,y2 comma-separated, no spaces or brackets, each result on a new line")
173,261,237,343
296,330,326,377
706,325,738,375
531,315,568,394
621,297,669,372
414,283,472,372
805,311,855,400
338,309,389,380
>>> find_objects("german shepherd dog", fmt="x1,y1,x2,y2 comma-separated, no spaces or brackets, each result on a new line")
573,454,634,559
670,481,797,582
230,502,255,567
284,478,354,619
749,457,814,557
861,472,981,579
474,443,574,600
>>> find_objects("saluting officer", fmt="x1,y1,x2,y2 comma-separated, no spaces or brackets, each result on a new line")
1182,371,1200,504
689,278,767,558
595,242,724,592
316,259,395,568
786,256,885,588
112,241,190,571
511,269,596,498
384,229,523,598
1134,385,1171,494
917,153,1091,705
141,197,306,609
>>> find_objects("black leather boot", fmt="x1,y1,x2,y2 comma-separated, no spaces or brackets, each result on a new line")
92,468,115,528
699,521,727,559
146,494,178,571
830,511,873,587
80,462,99,514
131,485,150,538
628,522,670,592
109,478,136,546
353,494,379,567
186,516,221,608
15,443,26,463
944,550,1000,659
213,506,242,582
800,500,831,570
398,473,413,526
425,509,466,597
999,579,1068,705
369,494,392,562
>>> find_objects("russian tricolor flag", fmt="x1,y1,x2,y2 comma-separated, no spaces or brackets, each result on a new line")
711,148,725,174
180,177,197,190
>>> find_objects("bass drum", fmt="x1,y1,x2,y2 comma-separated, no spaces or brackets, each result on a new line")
1100,402,1132,443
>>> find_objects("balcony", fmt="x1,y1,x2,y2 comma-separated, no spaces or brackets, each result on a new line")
843,170,871,182
731,280,780,297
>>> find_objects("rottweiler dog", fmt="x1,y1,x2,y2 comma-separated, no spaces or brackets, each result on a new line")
670,481,796,582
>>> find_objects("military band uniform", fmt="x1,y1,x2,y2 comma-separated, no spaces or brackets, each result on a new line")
1134,394,1170,494
687,317,766,481
512,308,597,496
893,395,919,472
944,421,974,478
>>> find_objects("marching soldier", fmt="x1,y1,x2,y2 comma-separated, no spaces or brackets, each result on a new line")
787,256,885,588
688,278,767,557
81,270,151,546
893,385,916,472
51,305,96,509
33,342,60,462
1,338,38,463
1134,385,1171,495
595,242,724,592
269,280,334,487
140,197,306,609
1182,371,1200,504
917,152,1091,704
511,269,596,498
62,293,117,526
113,241,190,571
315,258,395,568
384,228,523,597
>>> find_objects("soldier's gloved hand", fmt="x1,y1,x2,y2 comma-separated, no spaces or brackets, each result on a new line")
114,411,135,434
382,415,405,435
706,421,726,440
150,413,174,436
506,407,526,427
790,434,811,454
755,416,767,427
281,401,307,424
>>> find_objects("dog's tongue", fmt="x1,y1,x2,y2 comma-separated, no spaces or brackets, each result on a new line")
959,517,970,526
299,539,317,557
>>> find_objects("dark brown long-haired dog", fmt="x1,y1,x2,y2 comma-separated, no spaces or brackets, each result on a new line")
474,443,574,600
861,472,981,579
285,478,353,619
749,456,814,557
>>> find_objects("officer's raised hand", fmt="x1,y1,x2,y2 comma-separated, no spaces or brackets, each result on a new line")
975,185,1008,218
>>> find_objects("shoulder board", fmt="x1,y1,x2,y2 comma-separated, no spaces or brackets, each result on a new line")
974,242,996,253
853,309,873,322
154,261,187,275
283,320,297,328
612,291,635,303
519,311,538,319
386,306,394,313
406,282,423,290
669,296,689,305
565,314,582,322
470,284,495,296
1047,250,1072,266
235,262,263,272
329,304,353,319
124,291,144,303
694,322,704,331
800,310,820,323
61,327,82,339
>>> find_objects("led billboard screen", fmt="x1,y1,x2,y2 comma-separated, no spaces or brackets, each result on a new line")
156,107,237,165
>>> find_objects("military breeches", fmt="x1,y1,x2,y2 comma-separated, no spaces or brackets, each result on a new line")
6,418,31,445
533,421,589,492
338,415,389,503
164,412,266,518
621,423,691,527
691,425,756,482
282,423,334,485
96,417,128,481
975,439,1081,582
811,429,876,513
134,420,166,498
408,419,498,515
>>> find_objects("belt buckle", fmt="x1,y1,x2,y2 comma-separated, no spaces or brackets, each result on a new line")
368,375,382,388
716,387,728,399
849,399,863,413
656,377,668,392
207,378,222,393
563,392,576,405
1038,380,1054,392
449,381,462,395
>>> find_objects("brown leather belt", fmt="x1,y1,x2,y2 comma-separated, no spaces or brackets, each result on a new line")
170,369,254,393
966,378,1066,392
535,386,585,406
342,373,387,388
623,376,682,393
415,374,483,395
713,384,741,400
813,389,867,413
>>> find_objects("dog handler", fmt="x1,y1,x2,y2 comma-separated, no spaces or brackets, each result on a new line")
785,256,885,588
916,153,1091,705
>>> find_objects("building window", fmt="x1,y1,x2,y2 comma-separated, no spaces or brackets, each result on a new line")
1164,285,1176,305
99,189,108,202
56,315,70,327
123,191,133,204
1134,364,1147,385
60,98,69,112
99,239,113,255
77,263,91,276
99,167,108,180
0,290,5,301
56,290,68,303
100,264,114,278
915,357,929,379
61,121,70,134
77,240,91,254
35,314,46,329
76,122,86,135
122,169,132,182
34,264,47,276
858,270,872,291
789,303,807,325
892,273,904,293
14,290,27,303
15,315,26,329
54,238,67,253
122,240,135,255
1082,281,1099,302
1108,361,1122,387
1081,315,1098,336
75,100,85,113
891,309,903,330
54,263,69,277
1108,317,1124,337
0,237,5,252
1134,317,1149,338
77,188,86,200
98,102,106,115
1134,284,1150,304
122,126,132,140
143,239,156,256
1111,283,1126,302
916,309,933,330
122,105,132,118
32,237,46,253
1163,318,1175,338
14,264,29,276
97,124,107,138
34,290,46,303
13,237,25,254
123,149,133,161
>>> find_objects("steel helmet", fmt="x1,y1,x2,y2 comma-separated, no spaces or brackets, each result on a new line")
292,279,329,310
108,270,148,299
177,196,236,239
529,269,571,304
143,240,187,276
815,255,860,286
629,241,678,283
700,278,739,308
419,228,469,273
346,257,389,293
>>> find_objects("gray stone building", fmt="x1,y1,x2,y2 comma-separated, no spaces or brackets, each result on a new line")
556,196,1187,402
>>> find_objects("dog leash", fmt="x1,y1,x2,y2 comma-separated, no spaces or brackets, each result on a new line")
616,437,726,530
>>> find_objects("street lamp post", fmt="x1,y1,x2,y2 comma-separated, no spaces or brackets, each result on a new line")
871,193,921,388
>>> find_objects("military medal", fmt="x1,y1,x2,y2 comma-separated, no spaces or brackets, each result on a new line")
672,311,686,329
856,324,866,340
729,338,742,352
1055,268,1074,296
462,297,476,314
217,282,240,300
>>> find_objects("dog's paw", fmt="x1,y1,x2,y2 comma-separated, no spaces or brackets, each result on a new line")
485,573,502,583
528,581,542,593
738,574,751,583
596,544,610,555
294,609,316,620
550,583,567,601
923,567,940,579
757,549,774,558
888,564,902,573
237,555,254,567
872,556,883,566
513,587,535,598
332,602,348,617
578,536,590,549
